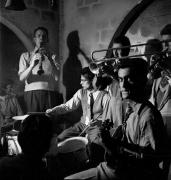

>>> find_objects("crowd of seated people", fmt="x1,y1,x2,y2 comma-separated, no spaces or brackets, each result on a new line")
0,82,23,127
0,81,23,157
0,24,171,180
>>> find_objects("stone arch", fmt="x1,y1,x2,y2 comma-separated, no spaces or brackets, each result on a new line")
106,0,155,57
0,15,33,51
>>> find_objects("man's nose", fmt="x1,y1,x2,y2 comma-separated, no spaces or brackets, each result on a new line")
40,36,43,40
121,79,128,88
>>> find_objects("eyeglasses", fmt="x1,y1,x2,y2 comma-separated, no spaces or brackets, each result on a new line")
81,78,89,82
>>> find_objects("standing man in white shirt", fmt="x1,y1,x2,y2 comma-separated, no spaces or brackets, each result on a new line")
18,27,61,113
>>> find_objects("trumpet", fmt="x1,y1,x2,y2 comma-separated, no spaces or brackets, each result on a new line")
148,51,171,79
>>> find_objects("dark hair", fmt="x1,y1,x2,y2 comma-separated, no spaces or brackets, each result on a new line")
81,67,95,82
95,75,113,90
144,38,162,65
160,24,171,36
113,36,131,56
33,26,49,37
18,114,52,157
118,58,148,84
145,38,162,53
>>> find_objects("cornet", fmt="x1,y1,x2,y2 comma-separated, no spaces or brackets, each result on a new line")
148,49,171,79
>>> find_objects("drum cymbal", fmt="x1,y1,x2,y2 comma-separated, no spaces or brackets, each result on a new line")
12,115,29,121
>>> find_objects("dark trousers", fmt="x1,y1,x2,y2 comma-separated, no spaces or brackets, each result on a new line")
57,122,86,141
24,90,63,113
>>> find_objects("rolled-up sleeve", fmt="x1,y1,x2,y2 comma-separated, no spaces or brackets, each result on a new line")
18,53,29,75
52,89,82,114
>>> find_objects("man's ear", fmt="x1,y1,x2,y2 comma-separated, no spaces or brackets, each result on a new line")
33,37,36,44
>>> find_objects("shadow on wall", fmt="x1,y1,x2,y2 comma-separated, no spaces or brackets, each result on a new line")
63,30,91,100
63,30,82,100
62,30,90,124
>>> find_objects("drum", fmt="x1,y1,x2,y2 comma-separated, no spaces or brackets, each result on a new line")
58,136,88,153
57,137,89,176
1,130,22,156
12,115,29,121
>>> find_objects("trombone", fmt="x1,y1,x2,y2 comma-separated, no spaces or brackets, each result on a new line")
89,40,171,76
91,40,171,63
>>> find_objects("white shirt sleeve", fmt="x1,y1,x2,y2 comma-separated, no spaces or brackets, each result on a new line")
52,89,82,114
18,52,29,75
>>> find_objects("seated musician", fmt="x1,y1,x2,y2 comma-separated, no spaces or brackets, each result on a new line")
148,24,171,180
107,35,131,98
144,38,163,99
149,24,171,118
46,67,112,167
65,58,167,180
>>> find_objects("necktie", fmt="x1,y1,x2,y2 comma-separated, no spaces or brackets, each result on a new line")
89,92,94,120
124,103,133,123
121,103,133,142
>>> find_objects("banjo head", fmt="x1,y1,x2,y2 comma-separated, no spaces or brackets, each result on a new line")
12,115,29,121
57,136,88,153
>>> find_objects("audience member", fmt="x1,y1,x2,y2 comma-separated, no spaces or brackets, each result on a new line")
0,82,23,127
0,114,53,180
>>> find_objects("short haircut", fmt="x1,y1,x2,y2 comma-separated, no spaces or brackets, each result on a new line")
118,58,148,85
81,67,95,82
95,76,113,90
113,35,131,56
145,38,162,54
33,26,49,37
160,24,171,36
18,114,52,156
144,38,163,65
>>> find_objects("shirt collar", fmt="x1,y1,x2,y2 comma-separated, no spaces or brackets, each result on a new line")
122,99,139,112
